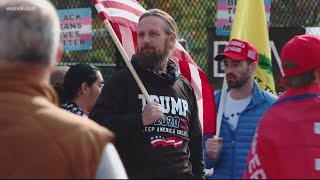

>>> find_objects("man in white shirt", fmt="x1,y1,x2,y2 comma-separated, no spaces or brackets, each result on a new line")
203,38,277,179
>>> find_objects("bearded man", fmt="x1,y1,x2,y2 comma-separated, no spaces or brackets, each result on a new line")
89,9,205,179
203,38,277,179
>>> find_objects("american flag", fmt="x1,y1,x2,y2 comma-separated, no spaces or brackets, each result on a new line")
92,0,216,136
150,136,184,148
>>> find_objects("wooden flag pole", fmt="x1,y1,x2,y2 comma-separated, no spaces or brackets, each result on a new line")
102,19,152,104
214,76,227,139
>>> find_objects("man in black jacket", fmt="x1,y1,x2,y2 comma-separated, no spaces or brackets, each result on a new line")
90,9,205,179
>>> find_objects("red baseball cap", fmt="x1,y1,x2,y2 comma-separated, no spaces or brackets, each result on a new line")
281,34,320,77
215,38,259,63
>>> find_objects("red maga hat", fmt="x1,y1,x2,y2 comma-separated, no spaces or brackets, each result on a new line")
215,38,259,63
281,34,320,77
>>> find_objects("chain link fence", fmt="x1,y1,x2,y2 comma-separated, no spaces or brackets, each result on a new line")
51,0,320,90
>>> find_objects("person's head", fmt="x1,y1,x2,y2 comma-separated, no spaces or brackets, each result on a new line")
0,0,61,73
63,64,104,113
215,38,259,89
281,34,320,89
50,66,70,105
136,9,177,69
50,66,70,86
178,38,189,52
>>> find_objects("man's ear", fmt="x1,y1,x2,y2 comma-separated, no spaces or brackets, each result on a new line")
50,45,63,73
250,62,257,73
80,82,89,95
314,68,320,82
56,45,63,65
169,32,177,47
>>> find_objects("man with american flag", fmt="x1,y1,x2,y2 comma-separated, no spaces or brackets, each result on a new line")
90,8,205,179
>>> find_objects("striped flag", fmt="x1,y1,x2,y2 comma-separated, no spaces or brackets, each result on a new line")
231,0,275,93
92,0,216,135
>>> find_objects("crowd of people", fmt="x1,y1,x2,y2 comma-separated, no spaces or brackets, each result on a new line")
1,0,320,179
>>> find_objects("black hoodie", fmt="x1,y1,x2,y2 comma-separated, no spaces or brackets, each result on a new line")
89,59,205,179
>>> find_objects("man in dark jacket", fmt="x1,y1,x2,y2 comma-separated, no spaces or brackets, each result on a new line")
90,8,205,179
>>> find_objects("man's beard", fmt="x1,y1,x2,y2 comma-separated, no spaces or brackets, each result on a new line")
135,44,171,69
226,72,250,88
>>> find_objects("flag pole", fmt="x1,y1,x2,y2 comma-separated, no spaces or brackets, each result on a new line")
102,19,152,104
214,76,227,139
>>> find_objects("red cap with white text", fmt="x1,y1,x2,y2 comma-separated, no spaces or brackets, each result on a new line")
215,38,259,63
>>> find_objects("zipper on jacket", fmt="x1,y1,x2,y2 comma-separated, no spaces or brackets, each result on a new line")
231,117,240,179
231,131,236,179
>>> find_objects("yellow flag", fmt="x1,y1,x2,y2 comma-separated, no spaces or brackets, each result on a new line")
231,0,275,94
